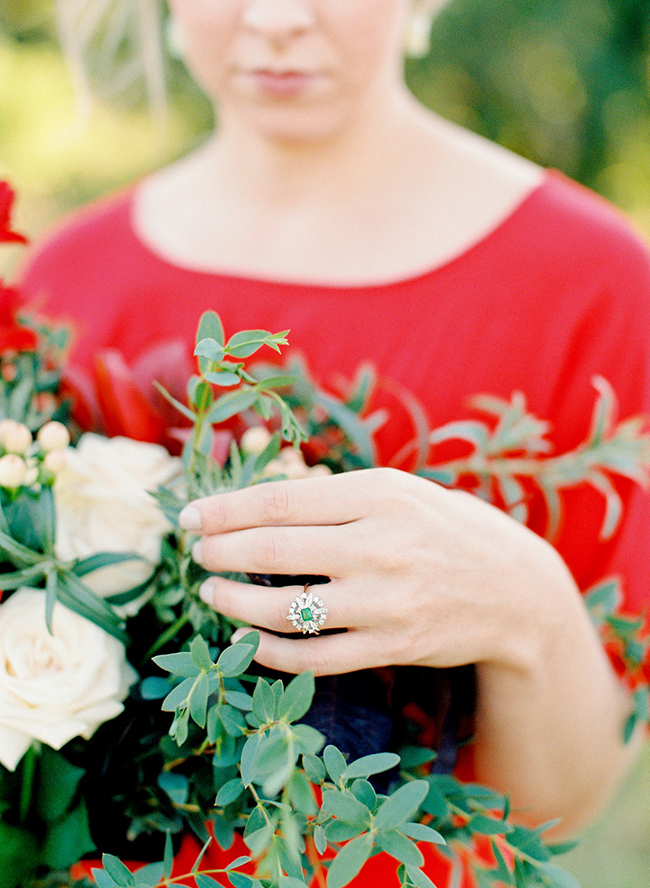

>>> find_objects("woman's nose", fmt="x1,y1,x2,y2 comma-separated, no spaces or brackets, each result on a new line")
243,0,315,41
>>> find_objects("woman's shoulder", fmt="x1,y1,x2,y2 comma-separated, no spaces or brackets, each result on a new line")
522,170,650,284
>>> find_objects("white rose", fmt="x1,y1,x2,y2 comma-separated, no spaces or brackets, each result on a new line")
0,588,137,771
54,434,180,604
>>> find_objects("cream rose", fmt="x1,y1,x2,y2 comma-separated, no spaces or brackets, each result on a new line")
54,434,181,603
0,588,137,771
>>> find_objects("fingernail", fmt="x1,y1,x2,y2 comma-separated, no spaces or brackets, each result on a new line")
192,539,204,565
231,627,255,644
179,506,202,531
199,579,214,604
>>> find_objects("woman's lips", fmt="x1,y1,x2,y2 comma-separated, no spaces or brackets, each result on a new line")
242,69,324,98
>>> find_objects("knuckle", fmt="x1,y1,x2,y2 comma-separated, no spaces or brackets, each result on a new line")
261,484,292,524
299,644,332,677
252,529,286,570
204,496,228,531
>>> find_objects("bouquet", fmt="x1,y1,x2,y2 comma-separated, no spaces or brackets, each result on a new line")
1,181,649,888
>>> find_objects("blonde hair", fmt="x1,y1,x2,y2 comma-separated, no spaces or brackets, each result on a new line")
54,0,166,116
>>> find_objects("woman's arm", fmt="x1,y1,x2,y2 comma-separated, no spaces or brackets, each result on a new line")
182,467,641,835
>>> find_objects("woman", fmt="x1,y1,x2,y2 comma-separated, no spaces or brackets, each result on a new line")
20,0,650,883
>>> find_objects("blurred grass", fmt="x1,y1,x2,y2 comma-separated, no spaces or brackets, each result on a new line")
1,7,650,888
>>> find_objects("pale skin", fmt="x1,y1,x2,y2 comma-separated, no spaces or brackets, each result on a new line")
135,0,642,837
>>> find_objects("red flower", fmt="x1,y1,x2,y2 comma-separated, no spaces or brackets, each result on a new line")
0,182,28,245
0,283,38,352
93,350,168,443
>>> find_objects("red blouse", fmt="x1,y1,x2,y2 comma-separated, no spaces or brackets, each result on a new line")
20,170,650,887
21,170,650,613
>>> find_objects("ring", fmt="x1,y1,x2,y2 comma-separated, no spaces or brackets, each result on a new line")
287,584,328,635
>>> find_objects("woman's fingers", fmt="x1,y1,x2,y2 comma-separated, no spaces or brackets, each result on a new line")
192,522,366,577
232,626,386,676
179,468,413,535
200,575,357,633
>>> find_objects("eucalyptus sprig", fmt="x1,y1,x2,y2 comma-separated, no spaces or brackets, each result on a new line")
154,311,307,495
420,375,650,541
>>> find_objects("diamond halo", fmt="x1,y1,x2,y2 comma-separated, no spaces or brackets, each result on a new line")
287,584,328,635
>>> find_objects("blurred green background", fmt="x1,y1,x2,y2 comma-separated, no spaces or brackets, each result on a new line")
1,1,649,886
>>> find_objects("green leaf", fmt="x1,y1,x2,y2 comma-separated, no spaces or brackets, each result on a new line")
190,673,210,727
255,375,297,391
278,671,315,723
102,854,136,887
140,676,171,699
154,651,201,678
241,733,263,787
341,752,400,781
288,769,319,816
91,869,120,888
278,878,310,888
324,821,366,843
326,832,373,888
204,371,243,388
72,551,143,577
373,781,429,831
158,771,189,806
350,779,377,812
195,875,224,888
132,862,165,887
190,378,216,409
217,637,260,676
0,528,43,566
323,745,347,784
56,571,127,642
375,828,424,867
253,677,277,724
191,634,215,671
161,676,195,712
225,856,254,871
228,873,262,888
195,337,226,362
224,689,254,711
243,821,276,858
320,788,370,826
197,310,225,348
292,723,325,755
0,821,41,888
43,799,95,869
398,746,437,770
220,704,248,737
216,778,245,807
314,824,327,855
36,747,85,822
400,822,446,845
207,389,260,425
470,814,513,836
164,831,174,878
404,864,439,888
226,329,289,359
507,826,552,862
302,753,326,785
0,562,47,589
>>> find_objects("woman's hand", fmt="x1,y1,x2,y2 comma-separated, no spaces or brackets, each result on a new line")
181,467,639,833
182,467,575,677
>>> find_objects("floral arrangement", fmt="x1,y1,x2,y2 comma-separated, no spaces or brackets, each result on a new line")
1,181,649,888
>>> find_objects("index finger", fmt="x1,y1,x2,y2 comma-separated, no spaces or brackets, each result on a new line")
179,471,379,534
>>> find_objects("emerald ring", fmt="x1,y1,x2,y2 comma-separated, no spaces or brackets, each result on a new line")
288,584,328,635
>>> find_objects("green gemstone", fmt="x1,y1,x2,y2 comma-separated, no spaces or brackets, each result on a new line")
300,607,313,622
